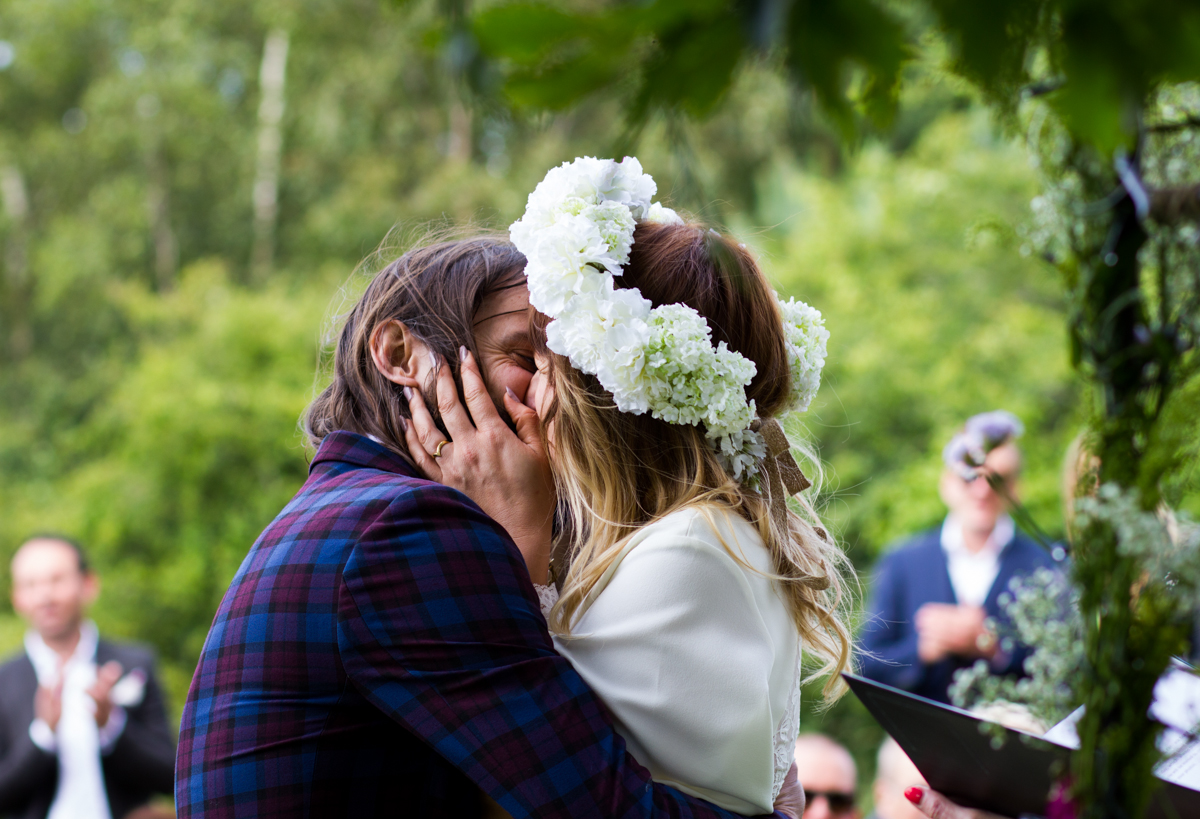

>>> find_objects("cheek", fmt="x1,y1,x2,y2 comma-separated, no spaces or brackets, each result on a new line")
527,371,556,420
491,363,534,406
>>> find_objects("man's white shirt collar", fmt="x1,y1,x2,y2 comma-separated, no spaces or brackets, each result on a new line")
24,619,99,686
25,620,116,819
940,514,1014,607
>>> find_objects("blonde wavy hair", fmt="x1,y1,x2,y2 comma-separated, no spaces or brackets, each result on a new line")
536,221,855,699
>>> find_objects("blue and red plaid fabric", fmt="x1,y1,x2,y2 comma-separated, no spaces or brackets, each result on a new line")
176,431,775,819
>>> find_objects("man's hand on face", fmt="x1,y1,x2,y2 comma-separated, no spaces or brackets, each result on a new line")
914,603,994,663
35,681,63,732
87,661,124,728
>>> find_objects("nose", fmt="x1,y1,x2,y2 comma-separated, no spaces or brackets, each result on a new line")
805,795,831,819
969,474,996,499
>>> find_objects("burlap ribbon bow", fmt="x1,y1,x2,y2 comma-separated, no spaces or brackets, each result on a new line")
755,418,818,536
755,418,832,590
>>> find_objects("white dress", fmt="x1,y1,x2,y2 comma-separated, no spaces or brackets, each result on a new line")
543,505,802,815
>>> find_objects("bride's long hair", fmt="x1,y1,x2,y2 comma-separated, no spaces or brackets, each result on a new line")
539,220,855,698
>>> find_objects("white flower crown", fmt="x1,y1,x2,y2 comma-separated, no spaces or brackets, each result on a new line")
510,156,829,482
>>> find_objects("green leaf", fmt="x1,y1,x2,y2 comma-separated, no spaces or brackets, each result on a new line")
629,12,746,121
784,0,908,139
504,52,627,110
473,3,588,64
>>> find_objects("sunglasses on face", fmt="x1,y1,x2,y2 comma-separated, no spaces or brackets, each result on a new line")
803,789,856,814
962,470,1016,490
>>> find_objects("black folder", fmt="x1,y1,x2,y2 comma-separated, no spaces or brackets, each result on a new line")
843,672,1200,818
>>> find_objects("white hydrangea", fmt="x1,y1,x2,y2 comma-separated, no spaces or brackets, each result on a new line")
777,296,829,412
640,304,758,433
510,156,831,485
711,427,768,482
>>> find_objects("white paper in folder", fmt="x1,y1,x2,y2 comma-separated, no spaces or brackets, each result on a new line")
1043,660,1200,790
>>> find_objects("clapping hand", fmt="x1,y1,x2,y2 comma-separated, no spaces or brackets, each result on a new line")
88,660,124,727
34,680,63,732
915,603,995,663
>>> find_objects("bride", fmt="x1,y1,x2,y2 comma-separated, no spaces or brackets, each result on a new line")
404,157,853,815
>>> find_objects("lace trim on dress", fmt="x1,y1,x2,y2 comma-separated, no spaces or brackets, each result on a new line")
771,649,803,799
534,584,559,621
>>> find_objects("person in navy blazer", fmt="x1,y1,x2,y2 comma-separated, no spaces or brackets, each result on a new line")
860,428,1060,704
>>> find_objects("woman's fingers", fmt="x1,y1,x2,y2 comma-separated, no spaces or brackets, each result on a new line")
431,351,476,440
402,413,442,482
909,788,1010,819
457,347,506,431
502,387,545,452
404,384,449,458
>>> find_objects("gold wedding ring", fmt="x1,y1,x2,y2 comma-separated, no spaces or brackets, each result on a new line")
433,440,450,458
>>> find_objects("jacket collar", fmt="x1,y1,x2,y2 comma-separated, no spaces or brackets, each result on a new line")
310,430,419,477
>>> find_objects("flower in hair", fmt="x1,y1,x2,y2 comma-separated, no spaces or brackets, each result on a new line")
942,409,1024,479
965,410,1025,449
511,156,828,484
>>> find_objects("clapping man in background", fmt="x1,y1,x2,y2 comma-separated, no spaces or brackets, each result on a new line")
0,535,175,819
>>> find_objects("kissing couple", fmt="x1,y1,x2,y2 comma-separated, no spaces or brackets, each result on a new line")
174,157,970,819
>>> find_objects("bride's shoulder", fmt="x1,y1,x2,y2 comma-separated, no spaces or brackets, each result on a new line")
630,504,770,570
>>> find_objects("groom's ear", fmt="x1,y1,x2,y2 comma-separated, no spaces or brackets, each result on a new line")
369,320,424,387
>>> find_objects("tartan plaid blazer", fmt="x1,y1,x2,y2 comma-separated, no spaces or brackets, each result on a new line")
176,431,775,819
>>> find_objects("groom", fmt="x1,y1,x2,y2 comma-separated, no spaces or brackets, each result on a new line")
175,237,786,819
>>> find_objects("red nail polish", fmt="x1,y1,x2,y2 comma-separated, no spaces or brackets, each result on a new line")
904,787,924,804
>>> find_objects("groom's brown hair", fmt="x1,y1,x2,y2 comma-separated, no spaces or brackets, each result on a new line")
304,235,525,460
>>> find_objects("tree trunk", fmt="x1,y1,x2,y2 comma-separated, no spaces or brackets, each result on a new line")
1,164,31,359
447,96,472,164
146,145,178,292
252,29,289,283
1149,183,1200,224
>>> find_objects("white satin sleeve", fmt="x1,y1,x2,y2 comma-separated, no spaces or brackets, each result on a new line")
552,519,788,815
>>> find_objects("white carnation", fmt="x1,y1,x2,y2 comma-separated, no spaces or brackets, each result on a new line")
522,214,614,315
546,287,653,414
645,202,684,226
777,296,829,413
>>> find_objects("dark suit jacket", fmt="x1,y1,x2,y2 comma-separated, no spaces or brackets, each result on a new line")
0,638,176,819
859,527,1060,703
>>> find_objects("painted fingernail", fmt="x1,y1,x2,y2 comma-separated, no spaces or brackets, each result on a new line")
505,387,518,401
403,386,413,401
459,345,468,362
428,350,439,372
399,417,408,432
904,787,924,805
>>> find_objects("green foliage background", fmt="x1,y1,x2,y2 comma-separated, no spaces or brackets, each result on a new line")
0,0,1104,801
